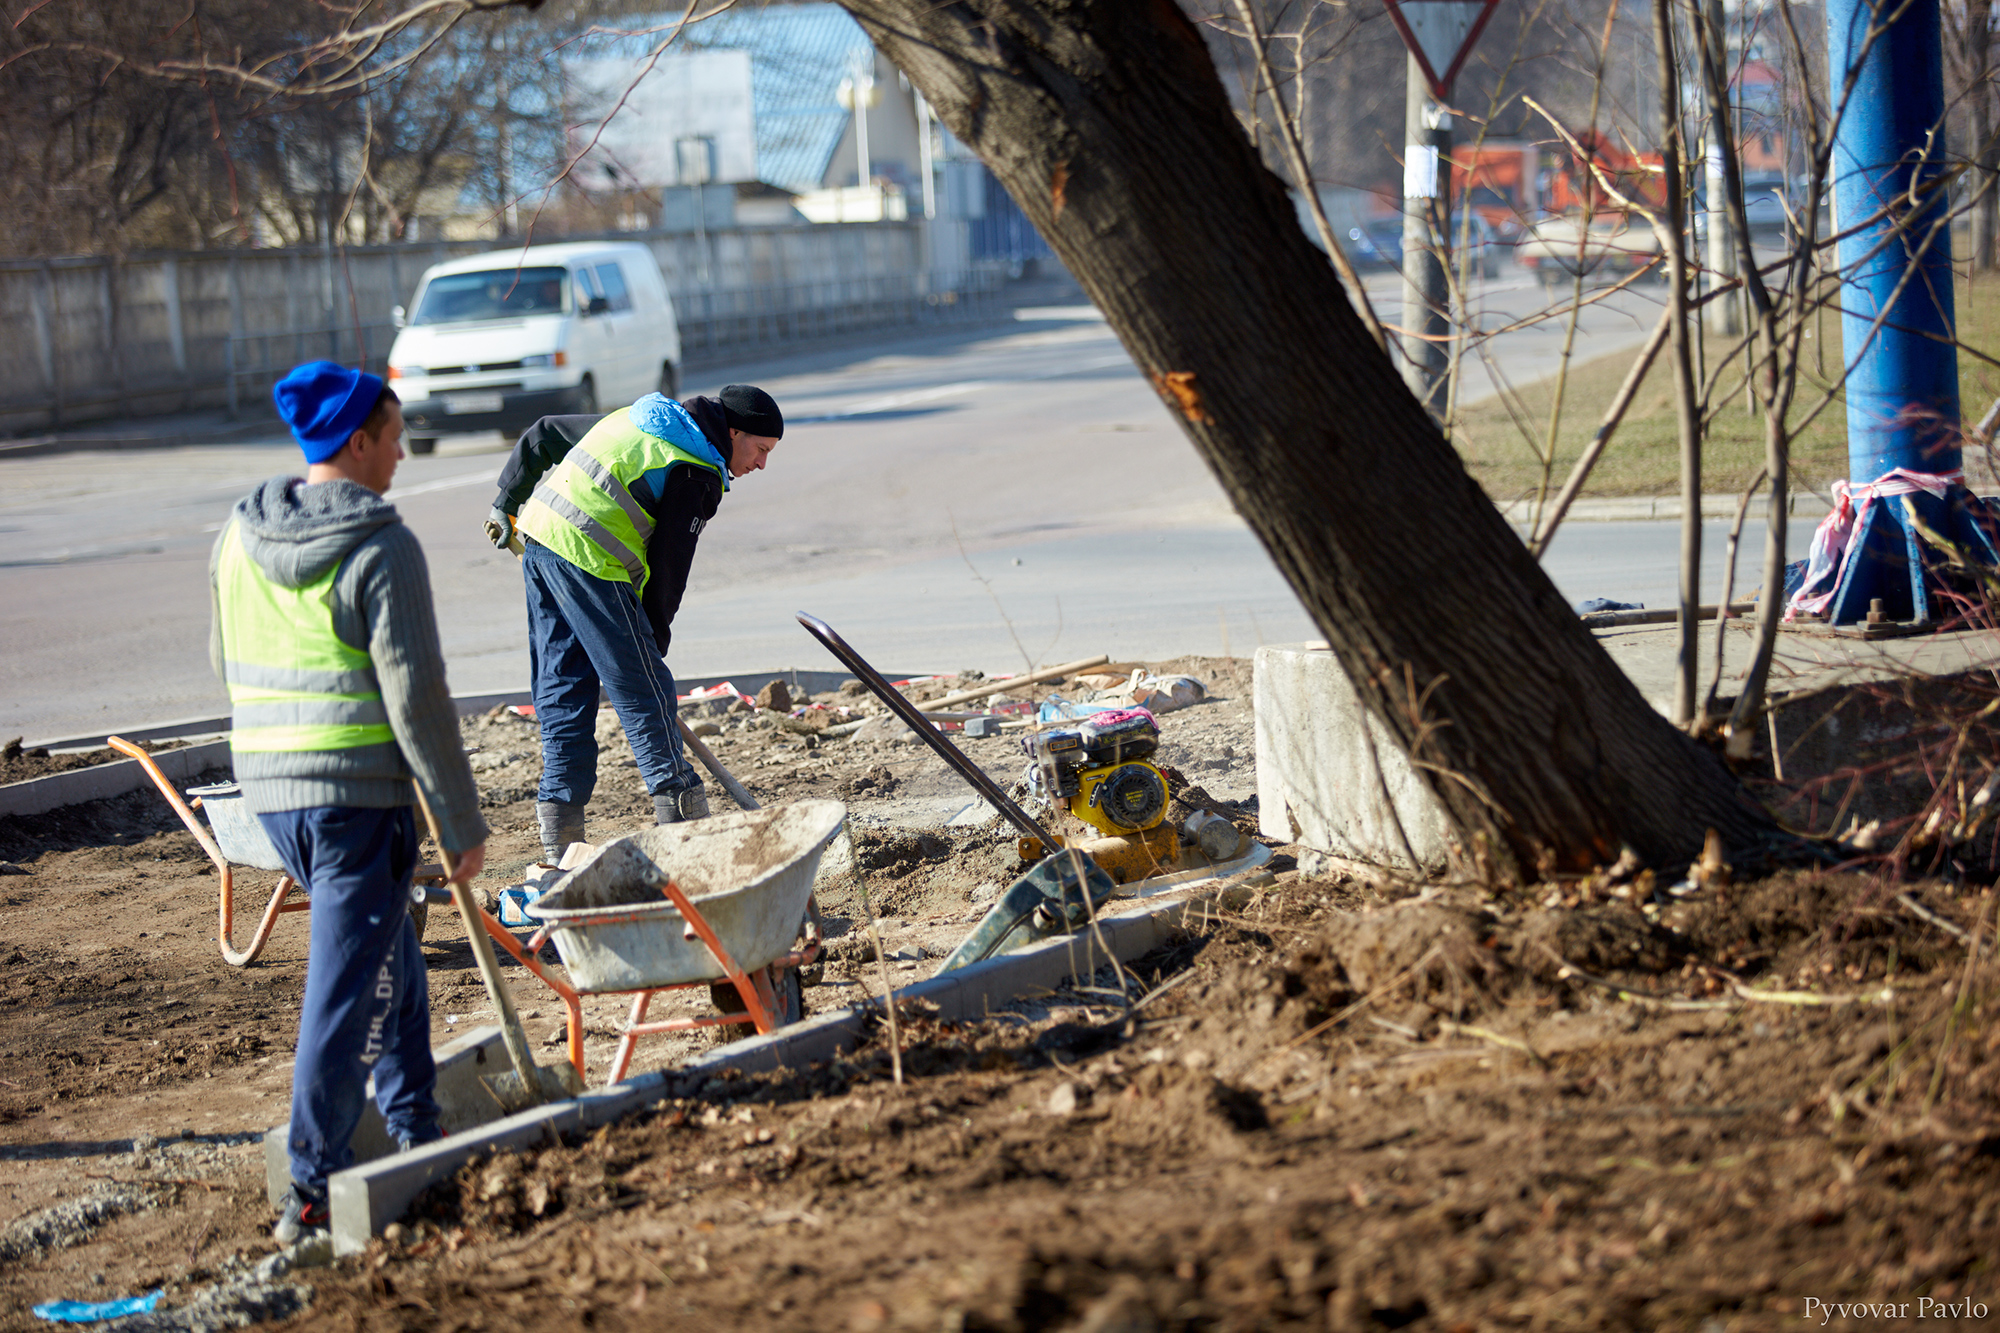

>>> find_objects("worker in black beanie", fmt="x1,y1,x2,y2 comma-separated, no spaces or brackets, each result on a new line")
488,383,785,861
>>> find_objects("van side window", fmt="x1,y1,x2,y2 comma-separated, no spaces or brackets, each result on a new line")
575,267,605,303
592,263,633,313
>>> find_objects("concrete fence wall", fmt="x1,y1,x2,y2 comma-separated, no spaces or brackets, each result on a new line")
0,220,993,435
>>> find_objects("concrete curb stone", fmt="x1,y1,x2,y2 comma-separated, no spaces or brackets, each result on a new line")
0,739,233,820
325,873,1263,1256
1496,492,1836,525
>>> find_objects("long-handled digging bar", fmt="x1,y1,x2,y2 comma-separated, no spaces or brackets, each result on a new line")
794,612,1119,972
414,787,579,1110
677,716,759,811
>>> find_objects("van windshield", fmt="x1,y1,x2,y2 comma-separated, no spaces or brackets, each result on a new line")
411,267,569,325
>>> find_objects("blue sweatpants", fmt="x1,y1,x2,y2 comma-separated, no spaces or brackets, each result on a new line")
522,539,694,804
258,805,439,1196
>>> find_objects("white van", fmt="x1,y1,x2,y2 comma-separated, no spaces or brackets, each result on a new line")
387,242,682,454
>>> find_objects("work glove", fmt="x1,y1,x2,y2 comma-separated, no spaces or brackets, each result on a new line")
484,505,523,555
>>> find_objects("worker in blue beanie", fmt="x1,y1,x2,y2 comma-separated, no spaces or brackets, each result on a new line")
211,360,487,1244
488,384,784,862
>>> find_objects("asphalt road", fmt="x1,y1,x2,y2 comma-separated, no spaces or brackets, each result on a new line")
1,270,1785,745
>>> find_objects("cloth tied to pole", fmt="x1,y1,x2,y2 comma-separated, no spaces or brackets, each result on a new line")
1785,468,1962,619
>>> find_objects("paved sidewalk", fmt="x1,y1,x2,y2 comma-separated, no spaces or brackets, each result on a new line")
1501,490,1838,525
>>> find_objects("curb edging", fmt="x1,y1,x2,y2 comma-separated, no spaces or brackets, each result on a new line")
326,875,1263,1255
0,740,233,820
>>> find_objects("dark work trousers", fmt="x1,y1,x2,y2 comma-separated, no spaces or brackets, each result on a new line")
522,539,693,804
258,805,438,1197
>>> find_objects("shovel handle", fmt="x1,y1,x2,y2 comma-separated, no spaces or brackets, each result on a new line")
795,612,1057,847
677,717,760,811
414,786,548,1106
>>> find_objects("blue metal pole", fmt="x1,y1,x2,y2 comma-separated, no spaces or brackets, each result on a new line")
1811,0,1990,627
1826,0,1959,480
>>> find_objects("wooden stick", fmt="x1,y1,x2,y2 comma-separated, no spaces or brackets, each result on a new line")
414,787,549,1107
676,717,759,811
913,655,1110,712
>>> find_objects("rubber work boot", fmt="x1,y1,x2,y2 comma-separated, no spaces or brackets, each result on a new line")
273,1184,329,1244
654,784,710,824
535,800,587,865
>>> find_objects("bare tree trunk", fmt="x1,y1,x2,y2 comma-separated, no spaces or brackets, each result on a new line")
1654,0,1704,728
1974,94,1998,271
840,0,1778,878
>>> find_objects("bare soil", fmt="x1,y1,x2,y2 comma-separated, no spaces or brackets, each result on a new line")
0,736,195,785
3,657,1997,1330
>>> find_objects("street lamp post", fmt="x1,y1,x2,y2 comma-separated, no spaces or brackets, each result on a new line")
1804,0,1998,626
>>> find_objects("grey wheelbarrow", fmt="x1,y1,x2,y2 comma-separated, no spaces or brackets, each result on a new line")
521,800,844,1085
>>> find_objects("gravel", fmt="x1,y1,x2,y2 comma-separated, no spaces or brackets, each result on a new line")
0,1184,161,1263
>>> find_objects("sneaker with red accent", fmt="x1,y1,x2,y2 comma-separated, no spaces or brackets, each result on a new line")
272,1184,328,1245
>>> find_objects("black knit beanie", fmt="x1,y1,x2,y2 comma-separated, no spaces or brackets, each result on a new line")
719,384,784,439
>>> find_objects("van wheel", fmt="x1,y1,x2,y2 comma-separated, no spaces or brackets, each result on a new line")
577,376,598,415
658,361,680,399
408,436,437,455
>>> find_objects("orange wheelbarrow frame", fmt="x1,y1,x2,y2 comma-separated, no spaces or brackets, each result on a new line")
523,877,823,1086
113,735,592,1086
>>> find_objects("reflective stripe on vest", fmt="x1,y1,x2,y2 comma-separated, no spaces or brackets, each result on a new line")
515,408,723,591
215,520,392,754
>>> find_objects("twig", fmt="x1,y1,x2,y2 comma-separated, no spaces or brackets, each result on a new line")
1922,894,1991,1115
1711,970,1895,1008
1227,0,1385,353
1437,1019,1550,1068
1130,967,1199,1014
1895,891,1972,943
1703,467,1769,719
842,829,902,1085
1529,307,1674,555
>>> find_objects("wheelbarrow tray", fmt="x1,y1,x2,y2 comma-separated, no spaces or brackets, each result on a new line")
185,781,288,872
526,800,845,995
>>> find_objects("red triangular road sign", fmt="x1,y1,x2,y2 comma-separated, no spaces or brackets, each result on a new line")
1382,0,1501,99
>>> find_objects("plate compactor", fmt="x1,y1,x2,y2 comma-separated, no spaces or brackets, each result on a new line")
1015,706,1173,869
796,613,1247,974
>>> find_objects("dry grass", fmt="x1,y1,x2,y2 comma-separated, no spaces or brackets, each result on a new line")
1451,271,2000,506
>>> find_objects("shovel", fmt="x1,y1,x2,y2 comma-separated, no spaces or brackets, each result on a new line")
415,787,580,1110
794,612,1121,972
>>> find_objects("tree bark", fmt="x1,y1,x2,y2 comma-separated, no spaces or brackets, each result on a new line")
839,0,1777,879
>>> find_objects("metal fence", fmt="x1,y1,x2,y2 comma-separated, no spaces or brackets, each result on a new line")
0,221,1003,435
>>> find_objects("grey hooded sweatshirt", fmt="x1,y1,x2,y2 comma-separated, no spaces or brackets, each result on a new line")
208,476,488,854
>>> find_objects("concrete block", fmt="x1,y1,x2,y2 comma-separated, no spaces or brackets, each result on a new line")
1254,644,1454,874
264,1026,510,1207
330,1099,583,1257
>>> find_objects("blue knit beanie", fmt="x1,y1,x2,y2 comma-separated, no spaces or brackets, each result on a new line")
273,361,385,463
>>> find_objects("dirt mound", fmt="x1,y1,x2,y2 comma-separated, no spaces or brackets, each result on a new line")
1520,902,1683,978
0,777,230,863
15,654,2000,1330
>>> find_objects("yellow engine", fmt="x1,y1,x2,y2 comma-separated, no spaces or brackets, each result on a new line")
1020,706,1172,847
1070,758,1171,836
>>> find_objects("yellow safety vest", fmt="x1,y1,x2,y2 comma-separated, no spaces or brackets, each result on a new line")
215,521,392,754
516,410,723,592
